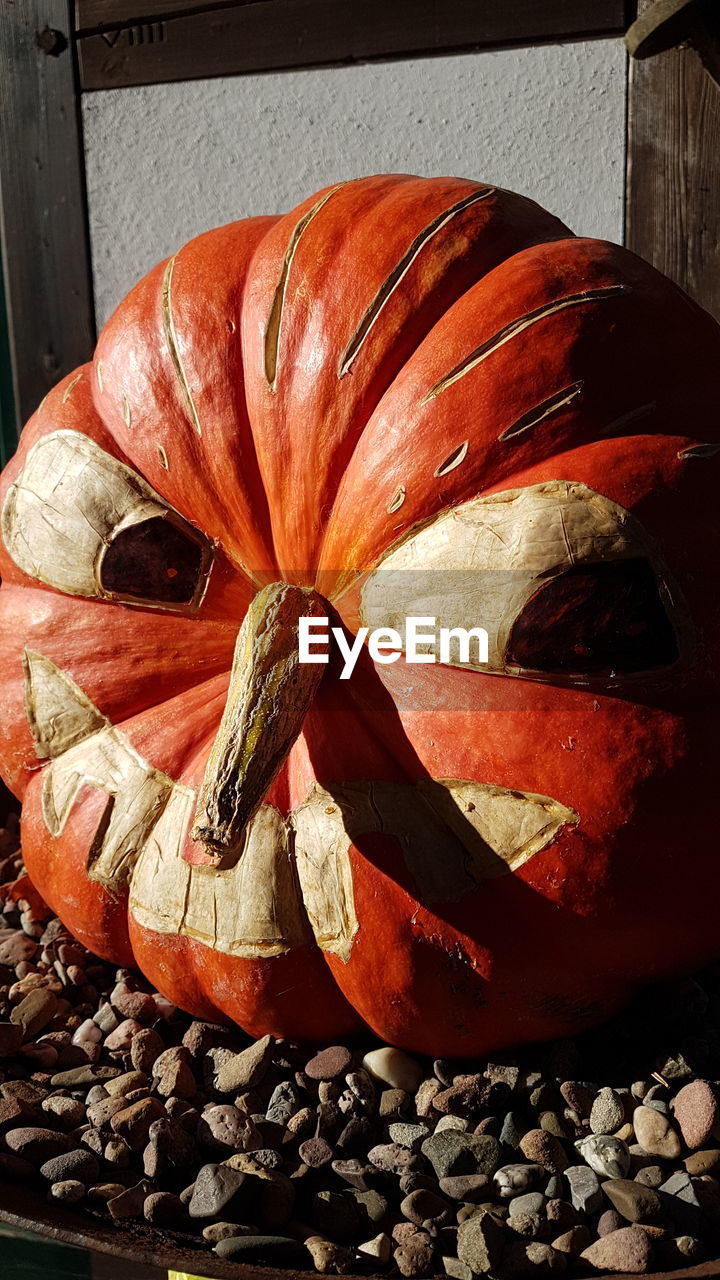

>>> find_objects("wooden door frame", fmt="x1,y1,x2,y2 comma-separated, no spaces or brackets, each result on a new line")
2,0,717,456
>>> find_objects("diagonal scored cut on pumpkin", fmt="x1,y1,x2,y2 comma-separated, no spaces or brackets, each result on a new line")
22,652,578,963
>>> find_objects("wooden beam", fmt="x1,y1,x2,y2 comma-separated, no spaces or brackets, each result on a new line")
0,0,95,443
76,0,631,92
626,0,720,321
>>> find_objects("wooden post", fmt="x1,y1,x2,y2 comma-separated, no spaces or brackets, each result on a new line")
626,0,720,320
0,0,95,447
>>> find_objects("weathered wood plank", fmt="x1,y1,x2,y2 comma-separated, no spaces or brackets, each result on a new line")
626,0,720,320
75,0,264,32
77,0,631,91
0,0,95,442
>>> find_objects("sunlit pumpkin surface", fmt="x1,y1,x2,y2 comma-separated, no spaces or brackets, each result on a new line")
1,175,719,1056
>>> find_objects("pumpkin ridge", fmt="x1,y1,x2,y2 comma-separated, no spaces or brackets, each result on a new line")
160,255,203,437
242,175,573,573
337,185,496,379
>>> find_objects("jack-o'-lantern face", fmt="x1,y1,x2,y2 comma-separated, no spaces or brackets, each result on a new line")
1,175,719,1055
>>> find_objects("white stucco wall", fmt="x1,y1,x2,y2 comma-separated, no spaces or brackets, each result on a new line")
82,39,627,327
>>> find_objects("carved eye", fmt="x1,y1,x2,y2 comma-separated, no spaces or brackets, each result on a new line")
506,558,679,676
2,430,213,611
100,517,207,605
360,479,684,684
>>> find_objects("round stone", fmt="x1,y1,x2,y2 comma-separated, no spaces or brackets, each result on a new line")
400,1188,451,1226
576,1133,631,1178
40,1149,100,1185
305,1045,352,1080
298,1137,334,1168
633,1105,682,1159
49,1180,84,1204
421,1131,500,1180
590,1087,625,1135
673,1080,719,1150
363,1048,423,1093
684,1148,720,1176
581,1225,653,1274
518,1129,568,1173
602,1178,662,1223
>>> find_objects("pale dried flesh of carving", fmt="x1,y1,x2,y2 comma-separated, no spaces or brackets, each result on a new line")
1,430,213,610
130,796,311,959
23,656,578,964
293,780,578,917
361,480,663,673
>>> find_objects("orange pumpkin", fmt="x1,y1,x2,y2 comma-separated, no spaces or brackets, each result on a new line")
1,174,719,1055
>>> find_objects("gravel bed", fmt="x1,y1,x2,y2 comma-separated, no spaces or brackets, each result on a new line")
2,815,720,1277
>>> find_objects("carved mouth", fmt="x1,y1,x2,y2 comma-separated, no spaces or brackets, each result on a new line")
24,652,578,966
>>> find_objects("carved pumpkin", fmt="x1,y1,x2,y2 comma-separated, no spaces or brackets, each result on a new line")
1,175,719,1055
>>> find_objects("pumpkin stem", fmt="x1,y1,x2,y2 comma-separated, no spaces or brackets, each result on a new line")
191,581,326,855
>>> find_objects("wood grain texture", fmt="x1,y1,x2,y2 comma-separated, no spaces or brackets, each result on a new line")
626,1,720,320
0,0,95,440
75,0,266,32
76,0,630,91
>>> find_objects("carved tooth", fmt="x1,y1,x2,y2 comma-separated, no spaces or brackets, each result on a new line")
23,649,108,760
292,779,578,922
23,654,175,893
130,797,310,959
291,790,359,963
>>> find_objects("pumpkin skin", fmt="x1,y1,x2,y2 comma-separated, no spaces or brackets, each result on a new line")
1,173,720,1055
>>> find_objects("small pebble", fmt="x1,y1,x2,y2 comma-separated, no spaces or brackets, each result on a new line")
590,1086,625,1135
602,1178,663,1222
49,1179,84,1204
305,1045,352,1080
299,1136,334,1168
10,988,58,1039
580,1225,653,1273
518,1129,568,1173
363,1047,424,1093
358,1233,392,1264
564,1165,603,1215
104,1019,142,1053
4,1126,73,1164
215,1035,273,1093
633,1105,682,1158
673,1079,719,1149
143,1190,186,1227
576,1133,631,1178
457,1211,506,1274
214,1235,300,1262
